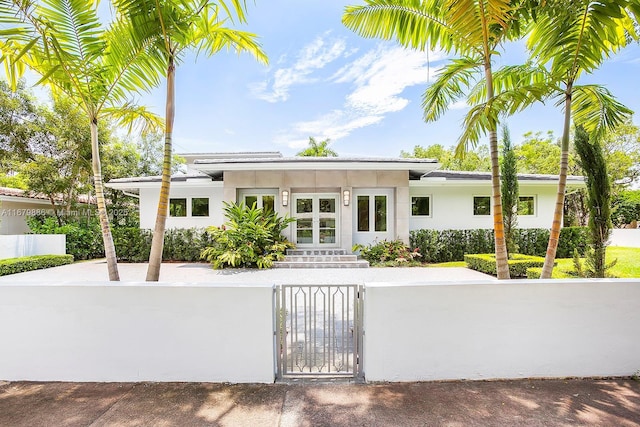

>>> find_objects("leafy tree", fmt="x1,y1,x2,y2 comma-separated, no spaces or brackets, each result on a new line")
297,137,338,157
601,119,640,189
115,0,268,281
500,125,518,256
343,0,527,279
573,125,614,278
402,144,491,171
612,189,640,227
0,0,165,280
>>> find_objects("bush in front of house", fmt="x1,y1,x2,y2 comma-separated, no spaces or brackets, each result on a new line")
411,227,589,263
27,215,213,262
464,253,547,278
201,202,295,269
353,239,422,267
0,254,74,276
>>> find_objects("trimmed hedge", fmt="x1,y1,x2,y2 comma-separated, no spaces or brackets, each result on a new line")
464,253,547,278
411,227,589,263
28,216,213,262
526,266,574,279
0,254,74,276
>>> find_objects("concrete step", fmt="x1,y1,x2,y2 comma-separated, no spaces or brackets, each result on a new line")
286,249,348,256
283,255,358,262
273,260,370,268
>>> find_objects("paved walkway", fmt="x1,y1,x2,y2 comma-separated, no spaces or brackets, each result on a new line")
1,379,639,426
0,259,495,284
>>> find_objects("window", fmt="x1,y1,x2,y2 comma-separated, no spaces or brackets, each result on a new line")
169,198,187,217
473,196,491,216
518,196,535,215
241,191,277,211
375,195,387,232
411,196,430,216
357,196,369,232
192,198,209,217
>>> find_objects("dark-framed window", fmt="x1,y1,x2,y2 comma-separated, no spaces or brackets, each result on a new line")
411,196,431,216
169,198,187,217
473,196,491,216
192,198,209,217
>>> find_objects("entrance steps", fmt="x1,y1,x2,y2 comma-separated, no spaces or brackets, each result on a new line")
274,249,369,268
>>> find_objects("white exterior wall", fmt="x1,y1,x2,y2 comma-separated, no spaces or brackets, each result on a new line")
409,183,556,231
364,279,640,382
0,234,66,259
139,182,224,229
0,283,275,383
0,198,55,235
611,229,640,247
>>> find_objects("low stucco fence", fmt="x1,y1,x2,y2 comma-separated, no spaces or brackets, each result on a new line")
0,234,66,259
611,229,640,247
0,279,638,383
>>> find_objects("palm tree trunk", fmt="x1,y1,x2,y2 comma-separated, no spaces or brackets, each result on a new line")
540,84,573,279
146,57,175,281
484,61,510,280
91,118,120,281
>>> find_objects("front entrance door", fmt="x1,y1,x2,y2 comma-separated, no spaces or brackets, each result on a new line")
293,194,339,247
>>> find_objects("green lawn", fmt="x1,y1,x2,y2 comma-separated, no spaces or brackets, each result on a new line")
430,247,640,278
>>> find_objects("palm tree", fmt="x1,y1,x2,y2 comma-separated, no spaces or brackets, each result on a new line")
515,0,638,278
296,137,338,157
343,0,525,279
0,0,164,281
115,0,268,281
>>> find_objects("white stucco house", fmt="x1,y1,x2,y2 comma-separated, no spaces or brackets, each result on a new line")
106,152,584,251
0,187,59,235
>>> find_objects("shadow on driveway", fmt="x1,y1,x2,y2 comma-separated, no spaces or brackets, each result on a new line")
1,378,639,426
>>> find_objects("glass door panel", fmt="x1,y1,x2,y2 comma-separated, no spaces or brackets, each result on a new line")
293,194,339,247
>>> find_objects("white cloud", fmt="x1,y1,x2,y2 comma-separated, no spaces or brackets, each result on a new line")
449,100,468,110
250,33,349,103
276,45,447,150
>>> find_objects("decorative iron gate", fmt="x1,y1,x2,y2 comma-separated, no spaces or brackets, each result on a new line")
275,285,363,380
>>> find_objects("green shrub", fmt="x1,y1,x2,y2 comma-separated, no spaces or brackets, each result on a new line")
353,239,422,267
464,253,547,278
201,202,295,269
0,254,74,276
411,227,588,263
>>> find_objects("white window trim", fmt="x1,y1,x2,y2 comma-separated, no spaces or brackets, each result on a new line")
169,197,210,218
410,194,432,218
517,195,537,217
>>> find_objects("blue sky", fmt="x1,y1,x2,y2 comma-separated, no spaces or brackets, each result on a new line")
108,1,640,157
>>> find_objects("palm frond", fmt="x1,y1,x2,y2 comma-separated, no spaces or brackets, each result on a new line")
571,84,633,141
343,0,456,53
102,103,164,135
422,56,480,122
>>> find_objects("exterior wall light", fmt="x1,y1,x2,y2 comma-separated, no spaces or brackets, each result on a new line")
343,190,350,206
282,190,289,207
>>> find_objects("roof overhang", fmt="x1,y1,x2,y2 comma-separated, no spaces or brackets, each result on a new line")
105,175,220,193
191,157,440,176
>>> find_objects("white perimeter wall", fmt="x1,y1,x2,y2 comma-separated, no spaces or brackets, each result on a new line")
409,184,556,230
364,279,640,382
611,229,640,247
139,183,224,229
0,234,66,259
0,284,274,383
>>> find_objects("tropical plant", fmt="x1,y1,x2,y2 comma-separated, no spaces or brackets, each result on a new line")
353,239,422,266
573,125,614,278
114,0,268,281
487,0,639,278
296,137,338,157
343,0,528,279
0,0,165,280
500,124,518,256
201,202,295,269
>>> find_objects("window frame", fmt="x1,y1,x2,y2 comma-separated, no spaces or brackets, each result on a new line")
411,195,432,217
517,195,536,216
191,197,210,217
473,196,491,216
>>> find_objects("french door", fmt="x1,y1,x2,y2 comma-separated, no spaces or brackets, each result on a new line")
292,194,339,247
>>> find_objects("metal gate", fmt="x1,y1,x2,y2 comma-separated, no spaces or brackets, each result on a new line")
275,285,363,380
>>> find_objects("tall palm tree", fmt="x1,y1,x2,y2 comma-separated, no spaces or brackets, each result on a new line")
0,0,164,281
115,0,268,281
522,0,638,278
297,137,338,157
343,0,525,279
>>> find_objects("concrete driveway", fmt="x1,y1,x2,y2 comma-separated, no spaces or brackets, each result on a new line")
1,379,639,426
0,259,495,284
